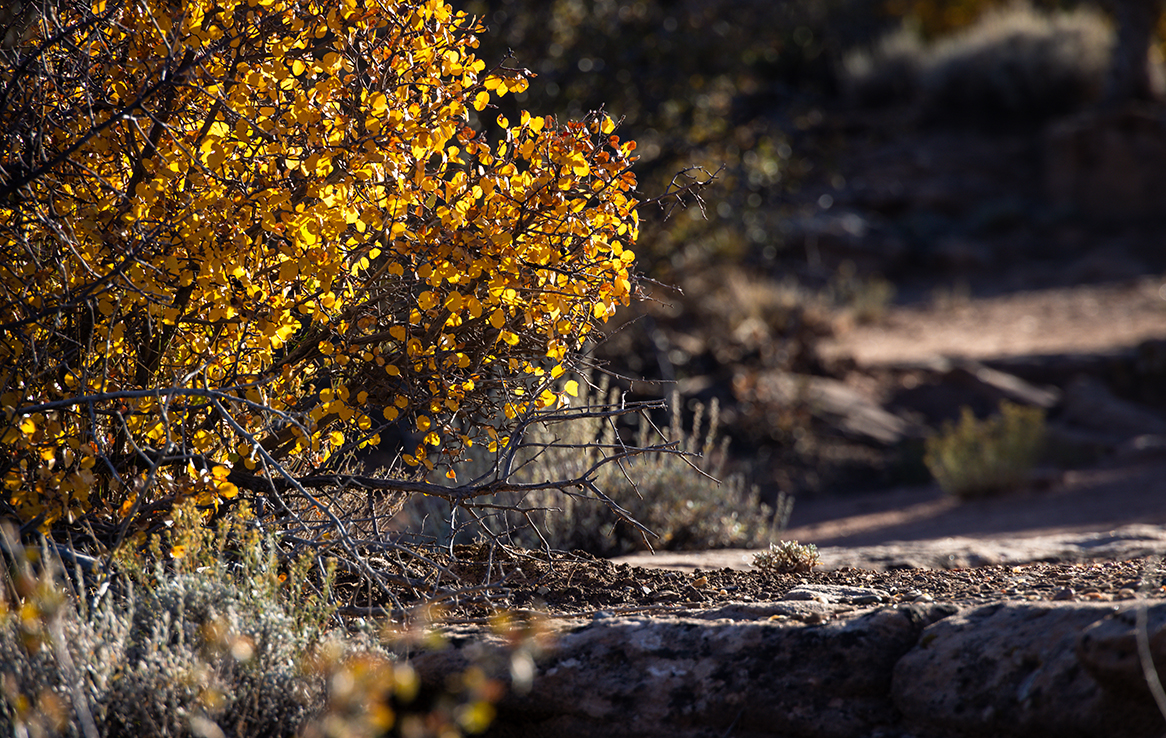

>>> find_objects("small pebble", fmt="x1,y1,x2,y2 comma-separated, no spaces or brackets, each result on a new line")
1118,588,1138,600
913,593,934,603
1052,587,1075,601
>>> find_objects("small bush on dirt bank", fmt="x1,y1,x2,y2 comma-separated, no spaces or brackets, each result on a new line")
924,400,1046,499
844,3,1114,124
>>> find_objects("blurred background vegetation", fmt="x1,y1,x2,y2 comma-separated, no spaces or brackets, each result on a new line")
462,0,1161,275
457,0,1166,503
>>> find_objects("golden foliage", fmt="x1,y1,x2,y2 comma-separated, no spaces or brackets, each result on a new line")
883,0,1007,36
0,0,639,529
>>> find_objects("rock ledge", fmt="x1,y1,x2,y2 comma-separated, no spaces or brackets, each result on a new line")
412,596,1166,738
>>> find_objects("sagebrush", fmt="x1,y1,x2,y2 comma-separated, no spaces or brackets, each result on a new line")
400,380,790,556
0,505,510,738
924,400,1046,499
752,540,821,576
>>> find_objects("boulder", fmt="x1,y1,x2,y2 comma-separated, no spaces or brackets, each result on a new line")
408,600,1166,738
1045,106,1166,221
894,602,1166,738
1061,375,1166,441
747,371,922,446
412,603,954,738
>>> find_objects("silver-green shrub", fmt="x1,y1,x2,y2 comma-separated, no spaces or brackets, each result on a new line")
0,511,370,738
407,380,790,556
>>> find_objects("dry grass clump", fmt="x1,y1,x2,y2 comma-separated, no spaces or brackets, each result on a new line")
924,400,1046,499
752,540,821,575
405,381,790,557
843,3,1114,125
920,4,1113,124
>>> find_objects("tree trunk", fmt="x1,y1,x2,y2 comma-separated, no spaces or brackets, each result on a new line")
1106,0,1166,104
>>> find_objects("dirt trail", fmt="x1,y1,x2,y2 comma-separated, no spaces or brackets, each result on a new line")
819,277,1166,367
777,276,1166,552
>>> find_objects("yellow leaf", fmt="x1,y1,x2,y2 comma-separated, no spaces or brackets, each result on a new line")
489,308,505,329
473,91,490,111
564,380,579,397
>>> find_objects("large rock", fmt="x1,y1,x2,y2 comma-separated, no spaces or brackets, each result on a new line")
894,602,1166,737
1060,375,1166,441
1078,603,1166,696
413,602,954,738
744,371,922,446
1045,107,1166,221
409,600,1166,738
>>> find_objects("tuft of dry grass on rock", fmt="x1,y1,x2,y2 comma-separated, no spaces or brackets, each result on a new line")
752,540,821,575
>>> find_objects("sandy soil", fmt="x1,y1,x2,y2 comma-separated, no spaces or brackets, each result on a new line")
819,277,1166,367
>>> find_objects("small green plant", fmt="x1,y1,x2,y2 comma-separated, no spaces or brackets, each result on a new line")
924,400,1046,499
828,262,897,325
752,540,821,575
